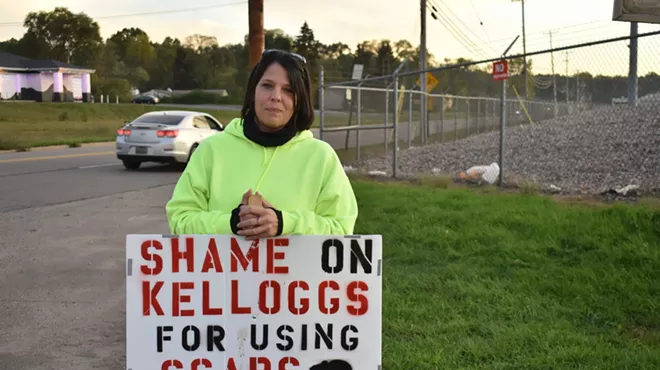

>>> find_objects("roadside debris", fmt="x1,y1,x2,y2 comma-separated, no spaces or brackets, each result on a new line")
343,165,356,173
601,184,640,197
548,184,562,193
457,163,500,185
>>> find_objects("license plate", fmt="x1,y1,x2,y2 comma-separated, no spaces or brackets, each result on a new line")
136,146,148,154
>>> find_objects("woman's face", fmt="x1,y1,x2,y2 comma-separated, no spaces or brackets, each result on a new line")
254,62,295,132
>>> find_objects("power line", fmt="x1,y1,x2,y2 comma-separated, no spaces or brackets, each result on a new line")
468,0,489,42
0,1,247,27
458,20,617,52
437,20,643,60
427,0,491,59
431,0,488,46
430,5,484,57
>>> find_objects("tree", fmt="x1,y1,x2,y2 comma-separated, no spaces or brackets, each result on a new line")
265,29,294,51
294,22,321,64
108,28,156,68
184,34,219,52
0,38,27,56
354,41,377,76
321,42,351,60
4,6,653,106
376,40,396,75
394,40,415,61
294,22,322,86
146,37,180,90
22,7,102,66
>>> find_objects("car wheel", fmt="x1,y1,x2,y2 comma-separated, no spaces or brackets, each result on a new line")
187,144,198,163
122,159,141,170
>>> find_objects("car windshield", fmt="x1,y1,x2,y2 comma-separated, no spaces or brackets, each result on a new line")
132,114,185,125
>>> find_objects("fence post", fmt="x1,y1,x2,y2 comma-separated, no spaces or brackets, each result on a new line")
454,98,458,141
384,79,389,153
466,99,470,137
407,91,413,147
477,99,482,133
319,66,324,142
498,79,507,187
392,72,399,178
356,84,362,162
440,96,445,143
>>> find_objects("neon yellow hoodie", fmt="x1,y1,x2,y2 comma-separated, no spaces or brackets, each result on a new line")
166,118,358,235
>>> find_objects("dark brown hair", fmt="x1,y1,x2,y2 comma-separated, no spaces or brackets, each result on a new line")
240,50,315,131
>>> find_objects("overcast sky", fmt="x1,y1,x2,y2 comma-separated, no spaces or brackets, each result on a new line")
1,0,660,76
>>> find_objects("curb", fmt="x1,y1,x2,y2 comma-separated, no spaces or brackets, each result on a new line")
0,141,115,154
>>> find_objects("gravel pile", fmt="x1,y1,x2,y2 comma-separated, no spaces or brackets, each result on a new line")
355,101,660,195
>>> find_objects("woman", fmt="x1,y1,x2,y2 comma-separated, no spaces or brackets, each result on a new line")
165,49,358,238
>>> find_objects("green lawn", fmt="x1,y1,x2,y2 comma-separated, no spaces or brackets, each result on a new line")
0,102,399,150
351,178,659,369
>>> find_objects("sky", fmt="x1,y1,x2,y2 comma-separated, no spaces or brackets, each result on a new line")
1,0,660,77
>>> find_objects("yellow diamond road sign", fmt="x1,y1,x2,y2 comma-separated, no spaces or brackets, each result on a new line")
416,72,439,91
416,72,440,110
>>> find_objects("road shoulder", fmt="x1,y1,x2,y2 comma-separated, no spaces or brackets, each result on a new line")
0,141,115,154
0,184,173,370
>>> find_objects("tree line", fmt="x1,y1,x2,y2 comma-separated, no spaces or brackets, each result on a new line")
1,6,658,106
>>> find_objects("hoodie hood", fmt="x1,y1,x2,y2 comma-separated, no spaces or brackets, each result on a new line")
222,117,314,192
223,117,313,147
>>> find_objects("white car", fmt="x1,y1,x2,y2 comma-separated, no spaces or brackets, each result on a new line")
116,110,224,169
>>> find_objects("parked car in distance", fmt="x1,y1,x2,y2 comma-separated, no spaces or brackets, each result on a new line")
131,94,159,104
116,110,224,169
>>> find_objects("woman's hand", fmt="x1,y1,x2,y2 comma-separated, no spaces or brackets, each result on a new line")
237,205,279,240
239,191,273,223
238,189,257,222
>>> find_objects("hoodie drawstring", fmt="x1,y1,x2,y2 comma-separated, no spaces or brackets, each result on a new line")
255,146,279,192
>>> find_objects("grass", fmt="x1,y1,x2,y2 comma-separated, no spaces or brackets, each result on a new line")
0,103,231,150
0,102,399,150
350,178,660,369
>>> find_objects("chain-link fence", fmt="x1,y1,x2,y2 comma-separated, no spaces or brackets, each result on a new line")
319,30,660,196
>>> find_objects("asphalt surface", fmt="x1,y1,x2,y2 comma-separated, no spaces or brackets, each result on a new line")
0,143,181,369
0,114,499,369
0,184,175,370
0,144,182,212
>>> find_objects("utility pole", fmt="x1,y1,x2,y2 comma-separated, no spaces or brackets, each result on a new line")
576,71,581,109
565,52,569,106
420,0,427,144
511,0,528,100
248,0,265,70
628,21,638,106
498,36,520,188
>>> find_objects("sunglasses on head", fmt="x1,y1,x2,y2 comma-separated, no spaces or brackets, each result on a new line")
261,49,307,64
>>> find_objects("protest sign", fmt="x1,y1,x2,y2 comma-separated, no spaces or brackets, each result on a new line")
125,234,382,370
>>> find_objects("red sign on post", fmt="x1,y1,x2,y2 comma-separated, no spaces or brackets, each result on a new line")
492,60,509,81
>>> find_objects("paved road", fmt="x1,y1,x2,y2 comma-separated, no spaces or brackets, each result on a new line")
0,144,182,212
0,183,174,370
0,144,182,369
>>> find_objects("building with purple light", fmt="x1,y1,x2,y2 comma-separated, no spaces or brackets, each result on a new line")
0,51,94,103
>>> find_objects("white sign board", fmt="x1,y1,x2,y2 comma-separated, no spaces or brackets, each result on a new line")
126,234,382,370
613,0,660,23
351,64,364,81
